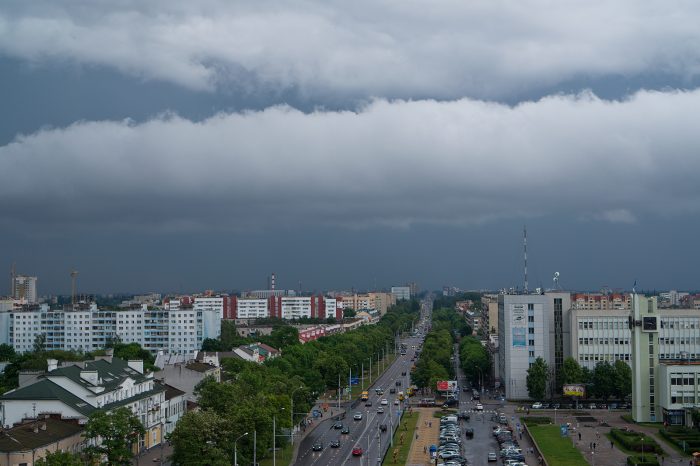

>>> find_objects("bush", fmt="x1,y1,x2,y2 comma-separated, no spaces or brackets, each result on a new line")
611,428,662,454
626,455,659,466
522,416,552,426
659,427,700,450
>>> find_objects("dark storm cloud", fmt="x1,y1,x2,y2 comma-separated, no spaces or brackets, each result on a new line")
2,90,700,233
1,1,700,100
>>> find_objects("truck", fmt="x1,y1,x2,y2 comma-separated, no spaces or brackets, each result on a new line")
361,391,369,401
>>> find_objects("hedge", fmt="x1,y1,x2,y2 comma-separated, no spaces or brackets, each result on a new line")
659,427,700,450
626,455,660,466
611,428,663,454
522,416,552,426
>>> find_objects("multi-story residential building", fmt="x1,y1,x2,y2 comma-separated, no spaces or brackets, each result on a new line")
571,293,630,310
658,290,689,308
12,275,37,303
235,298,269,319
482,294,499,334
336,293,395,315
7,303,220,355
223,296,340,320
391,286,411,301
0,355,186,452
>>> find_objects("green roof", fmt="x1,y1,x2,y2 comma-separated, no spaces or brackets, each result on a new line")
1,379,96,416
49,358,148,390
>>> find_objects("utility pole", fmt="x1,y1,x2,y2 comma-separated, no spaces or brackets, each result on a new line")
369,356,372,384
272,418,276,466
361,362,364,391
253,430,257,466
338,373,341,409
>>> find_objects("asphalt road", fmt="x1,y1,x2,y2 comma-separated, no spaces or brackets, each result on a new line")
295,303,431,466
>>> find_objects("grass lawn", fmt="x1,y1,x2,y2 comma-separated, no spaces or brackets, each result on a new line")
259,442,294,466
528,424,589,466
383,412,419,465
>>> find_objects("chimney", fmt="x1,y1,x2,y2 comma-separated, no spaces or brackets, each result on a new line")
47,359,58,372
127,360,144,374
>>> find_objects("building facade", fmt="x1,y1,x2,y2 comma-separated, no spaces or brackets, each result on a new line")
391,286,411,301
12,275,37,303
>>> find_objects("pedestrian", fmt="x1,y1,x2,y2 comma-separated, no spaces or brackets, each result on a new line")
519,432,523,440
611,440,614,449
578,432,582,441
429,421,432,428
424,445,427,454
589,442,592,450
415,432,419,440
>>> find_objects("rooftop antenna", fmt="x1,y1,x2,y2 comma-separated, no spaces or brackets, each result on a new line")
553,272,560,290
70,270,78,305
10,262,16,297
523,226,529,294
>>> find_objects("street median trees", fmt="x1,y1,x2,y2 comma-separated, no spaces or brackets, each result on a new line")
526,357,548,400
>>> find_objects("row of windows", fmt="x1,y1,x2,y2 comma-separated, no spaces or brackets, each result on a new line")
670,396,697,404
579,337,630,345
670,377,697,385
578,320,627,330
579,354,630,362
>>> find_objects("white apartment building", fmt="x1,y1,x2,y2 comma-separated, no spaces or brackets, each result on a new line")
281,296,312,319
236,298,269,319
193,297,225,319
8,303,220,355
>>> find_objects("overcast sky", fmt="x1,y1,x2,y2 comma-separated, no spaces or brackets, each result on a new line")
2,1,700,295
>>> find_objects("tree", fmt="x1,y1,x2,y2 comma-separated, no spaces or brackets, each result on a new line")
111,342,156,371
526,357,549,400
83,407,145,466
591,361,616,400
33,333,47,353
612,360,632,400
201,338,223,351
265,325,299,350
0,343,16,361
35,450,83,466
170,411,233,466
561,357,583,385
343,307,356,318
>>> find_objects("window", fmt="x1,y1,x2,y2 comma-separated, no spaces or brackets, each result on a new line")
528,339,535,346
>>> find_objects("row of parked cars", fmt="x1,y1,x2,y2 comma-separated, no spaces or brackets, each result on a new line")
491,425,525,465
436,415,468,466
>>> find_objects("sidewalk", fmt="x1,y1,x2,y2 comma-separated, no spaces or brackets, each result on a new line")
406,408,439,466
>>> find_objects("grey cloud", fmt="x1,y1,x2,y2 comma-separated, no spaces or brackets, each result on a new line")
1,1,700,100
1,89,700,232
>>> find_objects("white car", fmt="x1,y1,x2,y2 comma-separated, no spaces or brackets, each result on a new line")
381,398,388,405
476,404,484,411
394,399,400,405
377,407,384,413
531,402,543,409
353,412,362,421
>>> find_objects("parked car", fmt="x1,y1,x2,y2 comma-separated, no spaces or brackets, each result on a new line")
488,452,498,462
465,428,474,438
531,402,543,409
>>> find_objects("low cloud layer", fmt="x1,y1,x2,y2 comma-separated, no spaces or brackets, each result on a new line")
2,89,699,232
1,1,699,100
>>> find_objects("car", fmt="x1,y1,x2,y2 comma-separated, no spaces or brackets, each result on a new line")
394,399,400,405
380,424,387,432
341,426,350,434
352,446,363,456
463,387,470,392
381,398,388,405
465,428,474,438
330,439,340,448
377,407,384,413
499,415,508,424
365,400,372,407
353,412,362,421
333,422,343,429
488,452,498,462
531,402,543,409
589,403,597,409
389,388,396,394
312,442,323,451
401,371,407,376
395,380,402,386
458,411,470,421
475,404,483,411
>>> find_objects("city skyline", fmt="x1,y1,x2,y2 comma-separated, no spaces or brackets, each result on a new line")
2,2,700,294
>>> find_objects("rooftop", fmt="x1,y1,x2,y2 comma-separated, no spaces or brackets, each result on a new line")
0,418,84,453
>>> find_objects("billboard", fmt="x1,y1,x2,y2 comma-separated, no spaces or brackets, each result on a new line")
436,380,458,392
563,384,585,397
511,304,526,347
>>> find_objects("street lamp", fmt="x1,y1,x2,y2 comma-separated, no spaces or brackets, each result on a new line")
290,386,304,443
233,432,249,466
273,408,285,466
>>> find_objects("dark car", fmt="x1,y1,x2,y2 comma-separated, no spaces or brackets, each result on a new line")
330,440,340,448
401,371,407,376
395,380,402,386
458,411,470,421
465,428,474,438
380,424,388,432
389,388,396,394
365,400,372,407
312,442,323,451
333,422,343,429
341,426,350,434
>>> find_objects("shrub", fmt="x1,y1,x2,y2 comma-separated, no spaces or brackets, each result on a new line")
659,427,700,451
522,416,552,426
611,428,662,454
626,455,659,466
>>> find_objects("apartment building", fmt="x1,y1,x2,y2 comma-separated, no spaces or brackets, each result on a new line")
337,293,396,315
572,293,630,310
223,296,341,320
12,275,37,303
7,303,220,354
0,356,186,452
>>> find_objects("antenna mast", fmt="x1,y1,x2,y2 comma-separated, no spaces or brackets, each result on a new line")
70,270,78,305
523,226,529,294
10,262,16,297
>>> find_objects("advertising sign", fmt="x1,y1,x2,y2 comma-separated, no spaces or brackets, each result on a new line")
563,384,586,397
560,424,569,437
511,304,526,347
436,380,458,391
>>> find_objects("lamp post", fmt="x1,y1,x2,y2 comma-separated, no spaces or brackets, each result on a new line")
290,386,304,443
233,432,248,466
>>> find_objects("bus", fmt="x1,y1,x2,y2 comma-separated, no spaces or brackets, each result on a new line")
361,391,369,401
398,391,405,401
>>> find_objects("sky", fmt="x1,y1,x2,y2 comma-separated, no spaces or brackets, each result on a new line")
1,1,700,295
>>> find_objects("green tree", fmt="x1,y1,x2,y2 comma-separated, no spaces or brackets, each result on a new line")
0,343,16,361
112,342,156,370
343,307,357,318
264,325,299,350
561,357,583,384
33,333,47,353
35,450,83,466
591,361,616,400
83,407,145,466
526,357,549,400
201,338,223,351
170,410,233,466
613,360,632,400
